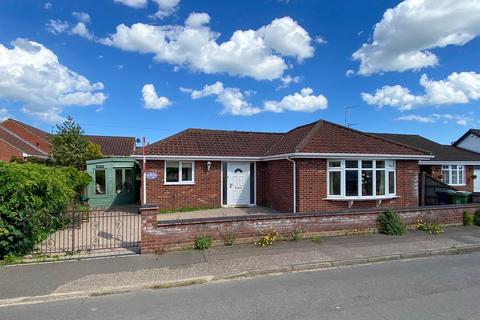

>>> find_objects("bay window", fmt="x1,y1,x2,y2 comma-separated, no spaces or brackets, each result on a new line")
165,161,194,184
327,160,396,199
441,165,465,186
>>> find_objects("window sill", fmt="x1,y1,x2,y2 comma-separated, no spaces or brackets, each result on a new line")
164,182,195,186
447,184,466,187
324,196,399,201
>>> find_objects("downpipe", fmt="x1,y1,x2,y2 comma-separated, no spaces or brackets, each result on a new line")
286,156,297,213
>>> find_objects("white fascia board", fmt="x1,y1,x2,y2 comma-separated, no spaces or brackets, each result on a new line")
419,160,480,165
132,152,432,161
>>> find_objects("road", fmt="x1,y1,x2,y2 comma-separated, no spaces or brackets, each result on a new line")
2,253,480,320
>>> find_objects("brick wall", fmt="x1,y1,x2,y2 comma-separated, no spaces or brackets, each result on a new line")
430,165,475,192
0,139,22,162
1,120,51,153
258,159,294,212
143,160,222,211
140,203,480,253
295,159,419,212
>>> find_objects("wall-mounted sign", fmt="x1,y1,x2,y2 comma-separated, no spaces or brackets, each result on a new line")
146,172,158,180
96,165,104,168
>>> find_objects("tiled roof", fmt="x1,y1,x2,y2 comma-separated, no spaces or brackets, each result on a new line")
0,126,47,157
144,120,430,157
145,129,284,157
85,135,136,156
371,133,480,162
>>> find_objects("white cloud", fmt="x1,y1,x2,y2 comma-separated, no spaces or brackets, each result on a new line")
152,0,181,19
362,71,480,110
314,36,327,44
398,113,475,126
72,11,91,23
46,19,70,35
277,75,300,90
142,84,171,109
352,0,480,75
44,2,52,9
71,22,94,40
181,82,327,115
114,0,148,8
0,108,10,121
345,69,355,77
0,38,106,123
264,87,327,113
99,13,314,80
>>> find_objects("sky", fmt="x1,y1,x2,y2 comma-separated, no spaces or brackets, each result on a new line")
0,0,479,144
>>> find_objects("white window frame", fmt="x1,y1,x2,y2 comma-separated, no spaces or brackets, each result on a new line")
441,165,465,186
326,160,396,200
164,161,195,185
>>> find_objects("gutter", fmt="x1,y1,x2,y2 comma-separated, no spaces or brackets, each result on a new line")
286,156,297,214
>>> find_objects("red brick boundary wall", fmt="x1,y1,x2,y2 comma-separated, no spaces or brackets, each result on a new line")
140,204,480,253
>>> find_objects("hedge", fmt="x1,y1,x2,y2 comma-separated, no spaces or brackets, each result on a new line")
0,162,91,258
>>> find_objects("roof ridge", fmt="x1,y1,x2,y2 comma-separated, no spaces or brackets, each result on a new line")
295,120,324,152
84,134,136,139
327,121,431,155
0,126,48,156
188,127,284,135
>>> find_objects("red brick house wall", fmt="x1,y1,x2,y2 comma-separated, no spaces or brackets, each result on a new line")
295,159,419,212
0,140,22,162
429,165,475,192
259,159,294,212
1,120,51,153
143,160,222,211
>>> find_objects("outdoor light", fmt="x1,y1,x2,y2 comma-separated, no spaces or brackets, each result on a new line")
207,161,212,171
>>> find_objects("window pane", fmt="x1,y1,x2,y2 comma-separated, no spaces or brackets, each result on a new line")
376,161,385,168
346,170,358,196
386,161,395,169
182,162,193,181
362,170,373,196
124,169,132,192
389,171,395,194
328,160,341,168
346,160,358,168
441,169,449,184
362,160,373,168
452,169,458,184
95,170,106,195
166,162,179,182
459,167,464,184
329,171,341,195
452,165,457,169
376,170,386,195
115,169,123,193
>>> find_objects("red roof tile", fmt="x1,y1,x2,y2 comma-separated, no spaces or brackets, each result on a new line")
0,126,47,157
144,120,430,157
85,135,136,156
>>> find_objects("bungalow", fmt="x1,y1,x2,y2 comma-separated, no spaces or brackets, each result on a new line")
137,120,432,213
372,133,480,193
0,118,136,162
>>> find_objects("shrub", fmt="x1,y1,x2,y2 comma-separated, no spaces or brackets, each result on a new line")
255,230,278,246
463,211,474,226
0,162,90,259
474,209,480,226
377,209,407,235
311,236,322,243
290,228,302,241
195,235,213,250
417,220,444,234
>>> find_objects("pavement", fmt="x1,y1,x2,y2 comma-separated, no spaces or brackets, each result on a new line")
2,253,480,319
2,226,480,307
157,206,277,221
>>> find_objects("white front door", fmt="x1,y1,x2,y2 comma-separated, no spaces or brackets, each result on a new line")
227,162,250,206
475,167,480,192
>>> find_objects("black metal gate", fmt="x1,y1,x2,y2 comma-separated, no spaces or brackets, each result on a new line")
35,209,141,254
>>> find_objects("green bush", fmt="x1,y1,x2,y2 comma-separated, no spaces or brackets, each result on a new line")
474,209,480,226
463,211,474,226
194,235,213,250
0,162,90,259
377,209,407,235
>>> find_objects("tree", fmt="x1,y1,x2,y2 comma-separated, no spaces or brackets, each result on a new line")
50,116,103,169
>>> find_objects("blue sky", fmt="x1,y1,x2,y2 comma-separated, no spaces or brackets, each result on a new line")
0,0,479,144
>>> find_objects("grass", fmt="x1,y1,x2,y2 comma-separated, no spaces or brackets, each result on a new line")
158,206,221,214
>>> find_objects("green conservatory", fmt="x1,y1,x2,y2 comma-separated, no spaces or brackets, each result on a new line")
86,158,138,208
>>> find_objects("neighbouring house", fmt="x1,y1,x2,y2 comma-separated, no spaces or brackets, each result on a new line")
0,118,136,161
136,119,432,213
371,133,480,193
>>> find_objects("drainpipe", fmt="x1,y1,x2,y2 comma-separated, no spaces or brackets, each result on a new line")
286,156,297,213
